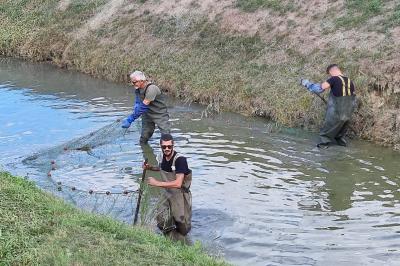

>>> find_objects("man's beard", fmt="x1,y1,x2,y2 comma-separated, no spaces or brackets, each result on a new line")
163,149,173,156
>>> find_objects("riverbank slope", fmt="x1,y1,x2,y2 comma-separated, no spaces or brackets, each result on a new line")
0,172,225,265
0,0,399,148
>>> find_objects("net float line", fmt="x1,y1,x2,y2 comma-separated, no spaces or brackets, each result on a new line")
54,181,139,195
45,160,139,196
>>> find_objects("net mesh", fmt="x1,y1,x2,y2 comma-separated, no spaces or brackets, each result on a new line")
23,119,126,169
22,118,161,226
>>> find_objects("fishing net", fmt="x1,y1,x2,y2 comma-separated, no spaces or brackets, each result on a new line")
22,118,162,225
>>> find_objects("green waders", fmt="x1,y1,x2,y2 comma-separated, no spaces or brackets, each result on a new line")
139,83,170,143
156,154,192,241
319,91,356,146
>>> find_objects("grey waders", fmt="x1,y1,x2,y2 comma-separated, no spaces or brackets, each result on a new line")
139,83,170,143
156,154,192,242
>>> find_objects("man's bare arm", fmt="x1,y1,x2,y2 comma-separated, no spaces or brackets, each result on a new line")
147,174,184,189
321,81,331,90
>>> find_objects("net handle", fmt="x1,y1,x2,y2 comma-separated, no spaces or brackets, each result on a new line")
133,158,148,225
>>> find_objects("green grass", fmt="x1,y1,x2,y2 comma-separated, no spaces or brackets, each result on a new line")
334,0,400,32
0,172,227,265
335,0,383,28
386,3,400,28
236,0,296,13
0,0,106,58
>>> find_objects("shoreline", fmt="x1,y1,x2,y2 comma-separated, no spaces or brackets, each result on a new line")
0,172,227,265
1,0,399,150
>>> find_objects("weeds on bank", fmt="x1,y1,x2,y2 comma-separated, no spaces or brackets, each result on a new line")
333,0,400,33
236,0,296,13
0,0,106,57
386,3,400,28
1,0,398,142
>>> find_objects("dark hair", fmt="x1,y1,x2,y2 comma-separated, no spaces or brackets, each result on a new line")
160,133,174,144
326,64,339,74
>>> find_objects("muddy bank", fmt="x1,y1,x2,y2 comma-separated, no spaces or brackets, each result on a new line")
1,0,399,148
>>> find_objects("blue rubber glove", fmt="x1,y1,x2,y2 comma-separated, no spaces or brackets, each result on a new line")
134,90,141,113
301,78,324,94
130,102,149,121
122,102,150,129
121,118,132,128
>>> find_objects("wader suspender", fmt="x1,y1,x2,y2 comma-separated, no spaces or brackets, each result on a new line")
338,76,351,96
143,83,153,99
172,154,190,193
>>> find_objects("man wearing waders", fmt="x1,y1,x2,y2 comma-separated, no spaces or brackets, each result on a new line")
121,71,170,144
301,64,356,148
144,134,192,242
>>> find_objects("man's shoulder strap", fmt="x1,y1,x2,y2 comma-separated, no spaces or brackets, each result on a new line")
172,153,183,167
338,76,351,96
143,82,154,96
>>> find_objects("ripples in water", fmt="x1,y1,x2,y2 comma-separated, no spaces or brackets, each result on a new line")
1,58,400,265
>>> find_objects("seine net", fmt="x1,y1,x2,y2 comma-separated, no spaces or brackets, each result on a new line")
22,118,161,225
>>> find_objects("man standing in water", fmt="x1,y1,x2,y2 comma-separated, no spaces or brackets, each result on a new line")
122,71,170,144
301,64,357,148
144,133,192,241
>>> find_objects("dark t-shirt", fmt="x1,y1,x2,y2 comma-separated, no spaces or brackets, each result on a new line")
161,151,191,175
327,76,355,97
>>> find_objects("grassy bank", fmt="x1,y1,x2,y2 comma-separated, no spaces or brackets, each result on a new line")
0,0,399,149
0,172,226,265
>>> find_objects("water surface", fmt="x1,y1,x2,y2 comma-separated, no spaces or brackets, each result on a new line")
1,57,400,266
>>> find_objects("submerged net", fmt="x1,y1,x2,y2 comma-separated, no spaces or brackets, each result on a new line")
22,118,162,225
23,119,127,169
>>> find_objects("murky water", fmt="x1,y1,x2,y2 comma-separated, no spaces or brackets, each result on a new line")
1,57,400,266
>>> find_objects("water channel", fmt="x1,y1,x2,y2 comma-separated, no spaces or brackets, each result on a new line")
1,57,400,266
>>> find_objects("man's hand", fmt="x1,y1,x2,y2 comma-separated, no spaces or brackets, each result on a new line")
143,161,151,170
121,118,132,128
147,177,158,186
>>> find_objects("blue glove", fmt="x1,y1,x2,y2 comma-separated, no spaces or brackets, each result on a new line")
122,102,150,129
134,90,141,114
301,78,324,94
121,118,132,128
130,102,149,121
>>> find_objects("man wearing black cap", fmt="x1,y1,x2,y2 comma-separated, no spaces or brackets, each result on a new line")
301,64,357,148
144,133,192,241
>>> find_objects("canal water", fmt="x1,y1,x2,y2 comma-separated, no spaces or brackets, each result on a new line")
1,57,400,266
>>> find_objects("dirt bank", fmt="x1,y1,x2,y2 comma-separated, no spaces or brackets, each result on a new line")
1,0,399,149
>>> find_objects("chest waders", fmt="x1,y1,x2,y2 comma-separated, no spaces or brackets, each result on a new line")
319,77,356,145
156,154,192,240
139,83,171,143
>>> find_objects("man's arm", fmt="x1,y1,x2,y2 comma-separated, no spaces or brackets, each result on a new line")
147,174,184,189
143,84,160,105
321,81,331,90
300,79,326,94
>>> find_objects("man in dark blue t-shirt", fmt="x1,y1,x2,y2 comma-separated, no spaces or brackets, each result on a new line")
145,134,192,242
301,64,357,148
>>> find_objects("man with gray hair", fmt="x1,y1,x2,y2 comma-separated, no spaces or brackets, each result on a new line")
122,70,171,143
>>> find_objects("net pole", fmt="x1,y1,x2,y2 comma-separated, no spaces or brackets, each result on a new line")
133,158,148,225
